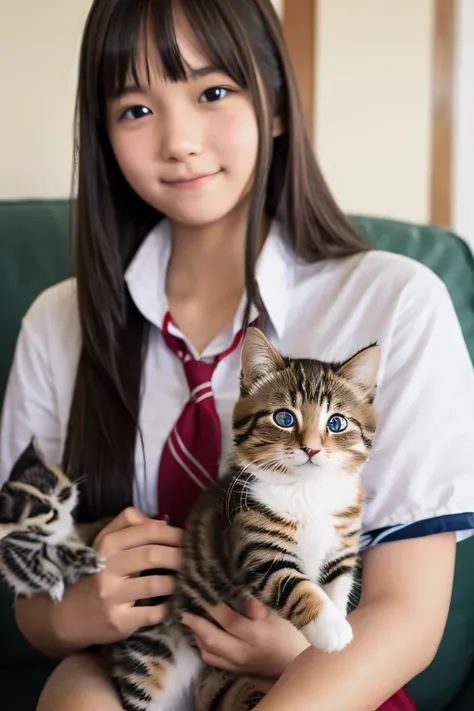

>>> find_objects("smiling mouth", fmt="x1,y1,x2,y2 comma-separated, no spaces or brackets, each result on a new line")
162,171,221,189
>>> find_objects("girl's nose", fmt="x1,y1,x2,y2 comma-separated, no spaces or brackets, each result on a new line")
161,114,202,162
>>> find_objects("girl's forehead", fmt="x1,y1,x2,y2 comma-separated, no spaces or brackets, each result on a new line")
131,16,211,86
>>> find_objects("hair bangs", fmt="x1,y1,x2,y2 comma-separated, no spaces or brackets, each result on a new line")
91,0,262,126
92,0,184,120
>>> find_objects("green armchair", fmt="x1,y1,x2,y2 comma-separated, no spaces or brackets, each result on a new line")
0,200,473,710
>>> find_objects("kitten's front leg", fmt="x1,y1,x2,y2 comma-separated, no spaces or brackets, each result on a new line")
52,542,105,586
321,553,359,617
240,548,353,653
0,533,65,602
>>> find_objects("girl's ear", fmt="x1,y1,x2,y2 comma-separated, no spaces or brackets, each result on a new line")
272,114,284,137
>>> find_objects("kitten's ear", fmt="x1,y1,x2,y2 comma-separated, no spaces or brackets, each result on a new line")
0,486,17,530
9,437,45,482
338,345,380,397
241,327,286,389
31,436,47,463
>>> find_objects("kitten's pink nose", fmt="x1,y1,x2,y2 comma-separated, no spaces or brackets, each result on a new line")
304,447,321,459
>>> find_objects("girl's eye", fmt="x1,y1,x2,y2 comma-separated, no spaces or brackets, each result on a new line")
273,410,295,428
121,105,152,121
199,87,229,103
327,415,348,434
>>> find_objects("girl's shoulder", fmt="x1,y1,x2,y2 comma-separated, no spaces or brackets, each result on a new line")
21,278,80,354
286,248,452,361
0,280,80,485
295,247,447,305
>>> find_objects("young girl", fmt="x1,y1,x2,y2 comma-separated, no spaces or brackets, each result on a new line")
1,0,473,709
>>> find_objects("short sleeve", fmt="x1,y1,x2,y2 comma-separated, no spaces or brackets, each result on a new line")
360,268,474,550
0,318,62,486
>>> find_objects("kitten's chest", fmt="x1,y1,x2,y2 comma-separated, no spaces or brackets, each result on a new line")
294,513,339,580
251,475,360,580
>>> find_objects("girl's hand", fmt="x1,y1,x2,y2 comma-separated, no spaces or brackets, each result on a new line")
182,598,309,678
53,507,184,646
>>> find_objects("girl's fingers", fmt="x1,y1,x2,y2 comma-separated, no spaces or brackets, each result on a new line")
99,520,184,555
182,613,244,662
122,602,169,632
195,644,238,673
116,574,176,603
113,544,183,576
94,507,148,547
244,597,269,621
203,603,255,640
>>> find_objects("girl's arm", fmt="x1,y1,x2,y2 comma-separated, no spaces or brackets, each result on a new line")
255,531,456,711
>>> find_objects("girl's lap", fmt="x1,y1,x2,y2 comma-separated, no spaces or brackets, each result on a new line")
37,653,122,711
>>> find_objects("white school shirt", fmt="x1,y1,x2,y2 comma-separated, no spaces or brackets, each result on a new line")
1,218,474,549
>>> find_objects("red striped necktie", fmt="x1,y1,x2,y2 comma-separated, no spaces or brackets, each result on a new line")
158,312,251,527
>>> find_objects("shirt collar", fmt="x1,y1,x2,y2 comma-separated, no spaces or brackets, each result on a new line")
125,219,172,330
124,218,294,340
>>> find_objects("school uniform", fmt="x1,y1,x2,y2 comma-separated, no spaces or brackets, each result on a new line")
1,218,474,550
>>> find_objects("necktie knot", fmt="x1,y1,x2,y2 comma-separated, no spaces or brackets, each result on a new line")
183,359,215,398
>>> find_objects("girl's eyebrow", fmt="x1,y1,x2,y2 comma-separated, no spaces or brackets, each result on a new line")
187,64,221,79
110,65,223,99
110,84,143,99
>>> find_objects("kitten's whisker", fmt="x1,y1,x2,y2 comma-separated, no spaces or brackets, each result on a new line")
225,473,241,521
72,476,87,488
254,454,291,475
226,468,254,520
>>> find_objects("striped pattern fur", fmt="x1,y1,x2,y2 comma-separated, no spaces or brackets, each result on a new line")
0,438,104,602
0,328,380,711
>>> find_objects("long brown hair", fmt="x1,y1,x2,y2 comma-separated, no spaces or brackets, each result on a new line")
64,0,370,521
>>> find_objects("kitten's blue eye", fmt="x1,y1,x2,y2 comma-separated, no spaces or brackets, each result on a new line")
121,105,152,120
199,87,229,103
273,410,295,428
327,415,348,433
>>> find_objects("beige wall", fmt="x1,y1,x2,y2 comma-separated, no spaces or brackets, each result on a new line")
0,0,92,199
0,0,435,226
316,0,434,224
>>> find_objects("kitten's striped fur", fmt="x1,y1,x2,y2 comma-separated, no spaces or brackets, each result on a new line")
0,328,379,711
0,440,104,602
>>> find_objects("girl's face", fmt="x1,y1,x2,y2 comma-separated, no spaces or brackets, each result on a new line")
107,17,259,228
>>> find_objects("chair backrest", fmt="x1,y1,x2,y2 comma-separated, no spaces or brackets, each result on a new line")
0,200,70,401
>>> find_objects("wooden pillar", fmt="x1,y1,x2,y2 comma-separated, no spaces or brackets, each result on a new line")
430,0,455,226
282,0,317,146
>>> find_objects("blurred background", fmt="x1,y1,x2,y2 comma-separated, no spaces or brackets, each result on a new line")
0,0,472,247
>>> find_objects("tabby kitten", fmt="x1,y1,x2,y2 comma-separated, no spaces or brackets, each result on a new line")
0,328,379,711
0,439,104,602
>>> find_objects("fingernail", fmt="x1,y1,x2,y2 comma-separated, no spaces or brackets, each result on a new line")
158,514,170,524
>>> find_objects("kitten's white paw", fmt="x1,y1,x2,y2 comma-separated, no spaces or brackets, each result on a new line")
301,603,353,652
77,548,106,574
88,553,106,573
49,580,65,604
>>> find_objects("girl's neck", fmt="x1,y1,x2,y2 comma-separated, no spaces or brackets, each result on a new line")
168,209,248,298
166,207,268,354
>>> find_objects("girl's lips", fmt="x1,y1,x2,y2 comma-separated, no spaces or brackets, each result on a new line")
163,171,221,189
